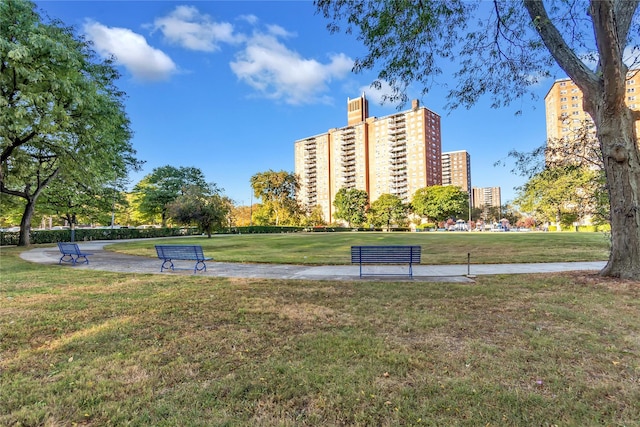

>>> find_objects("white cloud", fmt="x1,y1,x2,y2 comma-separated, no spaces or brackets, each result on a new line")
238,14,259,25
230,31,353,105
572,47,640,73
84,21,176,81
153,5,241,52
624,46,640,69
359,80,396,106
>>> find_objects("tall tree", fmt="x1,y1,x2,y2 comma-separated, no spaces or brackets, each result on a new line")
168,184,232,238
333,187,368,227
133,166,208,227
250,170,300,226
317,0,640,279
0,0,140,245
412,185,468,223
367,193,407,230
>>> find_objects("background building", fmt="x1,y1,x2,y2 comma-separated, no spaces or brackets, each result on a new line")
472,186,501,210
544,72,640,164
442,150,471,195
295,95,442,222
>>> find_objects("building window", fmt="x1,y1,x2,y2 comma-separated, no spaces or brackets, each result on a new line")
628,88,636,93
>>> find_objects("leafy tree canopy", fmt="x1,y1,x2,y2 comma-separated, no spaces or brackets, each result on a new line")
368,193,407,229
250,170,300,226
133,166,207,227
412,185,468,222
0,0,140,245
168,183,232,237
514,166,605,229
333,187,368,227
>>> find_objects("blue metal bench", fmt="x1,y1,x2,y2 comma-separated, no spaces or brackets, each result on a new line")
351,245,421,278
155,245,212,274
57,242,93,265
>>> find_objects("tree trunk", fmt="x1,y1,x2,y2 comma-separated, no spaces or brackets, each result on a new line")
593,109,640,279
18,198,36,246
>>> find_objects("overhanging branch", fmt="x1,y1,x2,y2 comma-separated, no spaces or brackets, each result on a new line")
523,0,599,95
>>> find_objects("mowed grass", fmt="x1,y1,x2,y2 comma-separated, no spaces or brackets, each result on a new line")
107,231,610,265
1,245,638,426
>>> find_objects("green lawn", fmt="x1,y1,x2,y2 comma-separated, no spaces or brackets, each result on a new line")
1,241,638,426
107,231,610,265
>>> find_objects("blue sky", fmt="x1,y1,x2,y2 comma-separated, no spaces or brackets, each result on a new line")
36,0,556,205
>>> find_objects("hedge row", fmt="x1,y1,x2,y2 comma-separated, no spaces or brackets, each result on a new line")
0,227,200,246
2,224,444,246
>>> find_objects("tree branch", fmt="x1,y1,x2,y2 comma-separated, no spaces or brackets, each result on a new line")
0,132,37,164
614,0,640,45
589,0,627,107
523,0,599,95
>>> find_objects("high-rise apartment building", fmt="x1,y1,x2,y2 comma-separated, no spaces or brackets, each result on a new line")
544,72,640,163
472,187,501,210
442,150,471,194
294,95,442,223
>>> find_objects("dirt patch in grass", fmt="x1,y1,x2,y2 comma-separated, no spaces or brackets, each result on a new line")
565,271,640,292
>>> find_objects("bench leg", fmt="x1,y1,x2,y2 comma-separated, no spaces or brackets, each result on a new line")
76,255,90,265
59,254,76,265
160,259,174,272
194,260,207,273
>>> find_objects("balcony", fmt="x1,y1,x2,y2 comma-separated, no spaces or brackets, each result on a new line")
342,175,356,185
390,157,407,165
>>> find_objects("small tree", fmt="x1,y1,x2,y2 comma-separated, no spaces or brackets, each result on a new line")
133,166,208,227
168,184,231,237
412,186,468,223
514,166,601,231
302,205,327,227
333,188,368,227
368,194,406,231
250,170,300,226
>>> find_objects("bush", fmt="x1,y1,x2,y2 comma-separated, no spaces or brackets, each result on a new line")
416,223,436,231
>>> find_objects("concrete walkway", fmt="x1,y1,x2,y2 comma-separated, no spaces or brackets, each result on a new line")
19,240,607,283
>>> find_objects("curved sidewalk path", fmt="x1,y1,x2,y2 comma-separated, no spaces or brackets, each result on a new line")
20,240,607,283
